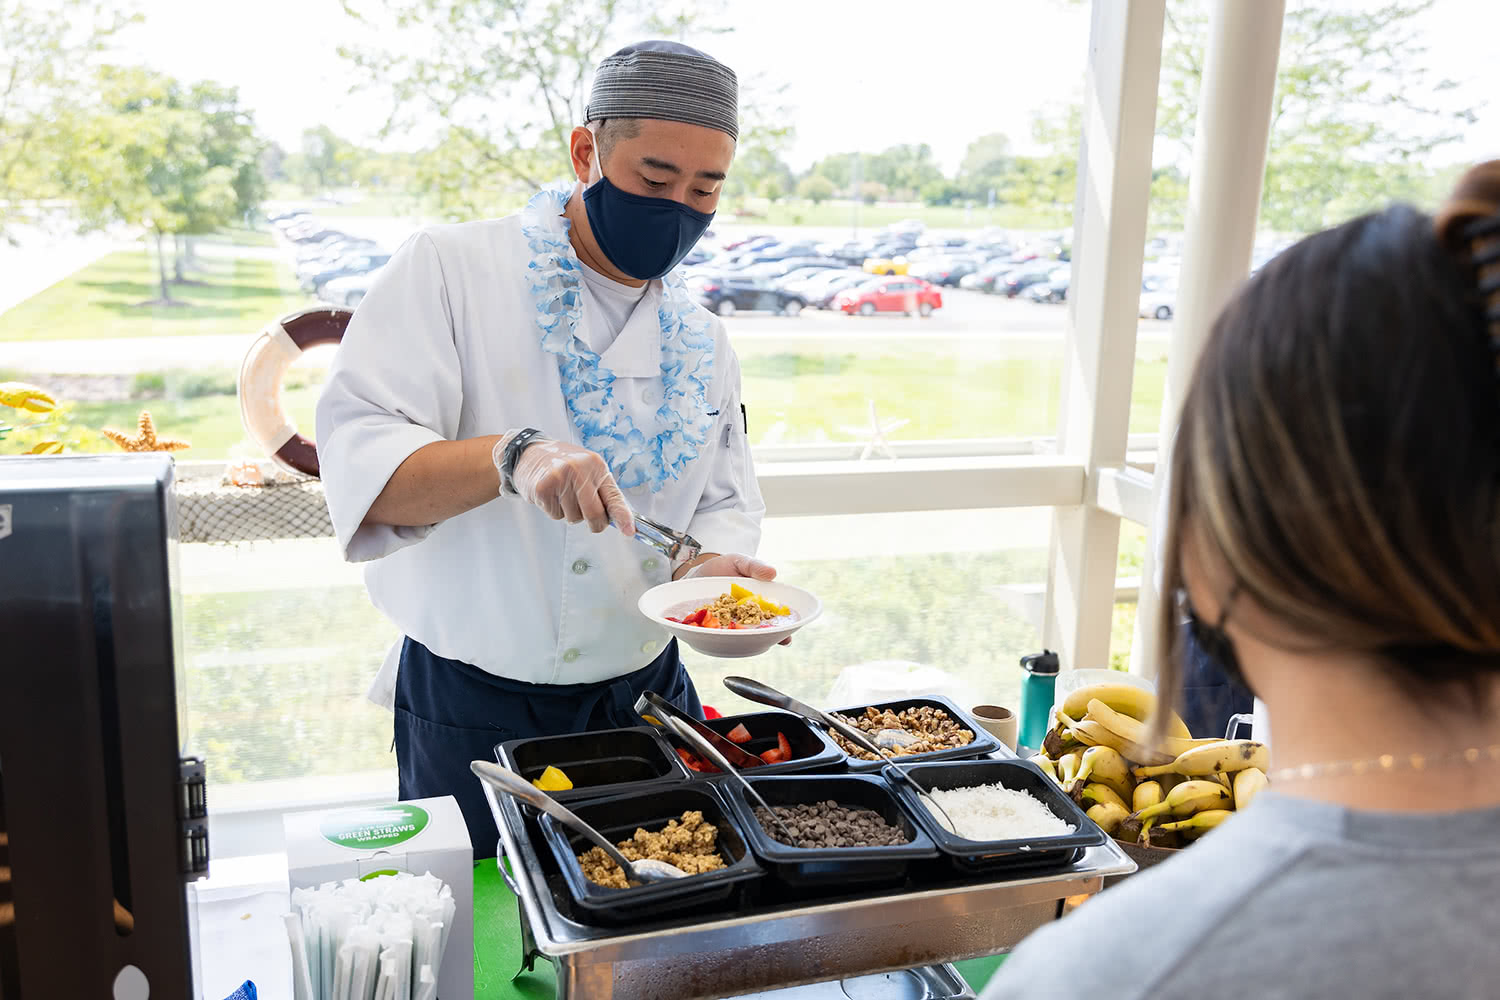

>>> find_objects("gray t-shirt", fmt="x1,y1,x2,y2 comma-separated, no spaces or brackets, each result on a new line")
981,792,1500,1000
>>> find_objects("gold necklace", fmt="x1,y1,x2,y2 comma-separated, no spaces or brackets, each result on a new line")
1269,744,1500,783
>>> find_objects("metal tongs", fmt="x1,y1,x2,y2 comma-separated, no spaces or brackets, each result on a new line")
635,691,802,848
627,512,703,563
722,676,958,833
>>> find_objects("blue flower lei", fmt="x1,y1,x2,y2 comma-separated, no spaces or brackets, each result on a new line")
520,186,717,492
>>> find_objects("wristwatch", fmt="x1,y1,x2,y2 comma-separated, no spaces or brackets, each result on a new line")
499,427,546,495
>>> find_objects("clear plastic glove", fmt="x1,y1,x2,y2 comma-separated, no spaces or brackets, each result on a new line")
680,553,777,582
494,432,635,535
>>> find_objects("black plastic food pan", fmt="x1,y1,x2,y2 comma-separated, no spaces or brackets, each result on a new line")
721,773,937,888
496,726,689,804
663,710,845,778
536,783,763,925
828,694,999,772
886,759,1105,874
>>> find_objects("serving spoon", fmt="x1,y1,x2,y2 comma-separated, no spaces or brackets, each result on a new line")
470,760,688,885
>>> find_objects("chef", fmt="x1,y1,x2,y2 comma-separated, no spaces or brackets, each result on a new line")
315,40,774,851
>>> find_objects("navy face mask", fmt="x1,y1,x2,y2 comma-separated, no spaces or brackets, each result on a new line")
1180,585,1256,698
582,174,714,281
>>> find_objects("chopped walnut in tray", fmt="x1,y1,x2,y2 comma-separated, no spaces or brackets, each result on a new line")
576,809,727,889
830,704,976,761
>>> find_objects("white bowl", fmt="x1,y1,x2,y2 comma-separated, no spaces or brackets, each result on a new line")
638,576,821,658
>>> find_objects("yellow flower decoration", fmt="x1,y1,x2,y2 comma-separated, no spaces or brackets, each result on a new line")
0,382,56,413
25,441,63,455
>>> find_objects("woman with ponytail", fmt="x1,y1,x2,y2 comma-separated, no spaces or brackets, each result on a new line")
982,164,1500,999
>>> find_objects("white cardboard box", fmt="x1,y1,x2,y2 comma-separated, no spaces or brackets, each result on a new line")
283,796,473,999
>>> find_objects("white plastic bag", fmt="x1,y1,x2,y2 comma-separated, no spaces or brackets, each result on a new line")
1049,667,1156,719
824,661,979,711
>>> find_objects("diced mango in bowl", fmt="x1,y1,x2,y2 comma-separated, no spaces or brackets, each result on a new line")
730,582,789,616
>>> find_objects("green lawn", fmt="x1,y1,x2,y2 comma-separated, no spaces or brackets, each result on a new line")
742,351,1166,442
62,384,321,458
0,246,308,342
31,353,1165,461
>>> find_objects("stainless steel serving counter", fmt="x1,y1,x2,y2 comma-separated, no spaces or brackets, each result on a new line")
483,779,1135,999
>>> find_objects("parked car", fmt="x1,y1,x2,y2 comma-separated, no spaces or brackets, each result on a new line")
782,269,864,307
687,274,807,316
721,234,774,252
788,270,872,309
819,240,875,263
320,268,385,307
280,216,324,234
959,261,1014,292
679,246,715,268
1024,265,1071,303
297,238,379,268
744,257,844,280
862,256,909,276
290,227,347,245
997,260,1062,297
302,253,392,292
267,209,309,224
1139,276,1177,319
909,255,987,287
770,265,836,289
834,277,943,317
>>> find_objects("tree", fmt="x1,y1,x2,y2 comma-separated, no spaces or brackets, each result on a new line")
987,103,1080,217
1158,0,1475,233
297,125,356,193
0,0,137,244
863,144,944,200
67,68,256,303
797,174,835,204
957,132,1014,202
339,0,740,216
921,179,963,207
859,181,887,206
727,140,794,202
806,152,858,191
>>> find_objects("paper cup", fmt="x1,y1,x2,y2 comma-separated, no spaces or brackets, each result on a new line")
971,704,1018,750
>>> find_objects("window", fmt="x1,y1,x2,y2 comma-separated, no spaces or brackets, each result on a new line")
4,0,1476,829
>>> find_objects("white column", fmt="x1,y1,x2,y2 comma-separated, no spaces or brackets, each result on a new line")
1130,0,1285,677
1041,0,1166,672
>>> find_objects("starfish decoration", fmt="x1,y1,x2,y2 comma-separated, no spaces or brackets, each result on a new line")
101,410,191,453
838,399,910,460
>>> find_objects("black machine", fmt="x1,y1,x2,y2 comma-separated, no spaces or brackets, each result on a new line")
0,455,206,999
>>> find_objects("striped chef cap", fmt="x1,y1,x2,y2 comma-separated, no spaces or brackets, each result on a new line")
584,40,739,141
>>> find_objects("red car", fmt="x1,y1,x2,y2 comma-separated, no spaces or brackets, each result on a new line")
835,276,943,317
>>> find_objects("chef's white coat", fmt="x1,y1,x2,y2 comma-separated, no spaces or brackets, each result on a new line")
315,216,764,699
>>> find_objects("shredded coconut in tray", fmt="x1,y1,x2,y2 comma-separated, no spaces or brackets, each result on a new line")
923,782,1074,841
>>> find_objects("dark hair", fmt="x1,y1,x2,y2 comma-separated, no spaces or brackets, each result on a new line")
593,117,641,164
1157,163,1500,722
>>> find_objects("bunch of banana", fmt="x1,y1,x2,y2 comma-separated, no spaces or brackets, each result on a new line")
1030,681,1270,850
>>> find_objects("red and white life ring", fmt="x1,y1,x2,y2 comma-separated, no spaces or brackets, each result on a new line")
238,306,351,477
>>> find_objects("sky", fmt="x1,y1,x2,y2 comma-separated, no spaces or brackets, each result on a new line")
95,0,1500,175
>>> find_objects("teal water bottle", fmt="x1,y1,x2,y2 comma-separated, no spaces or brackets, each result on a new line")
1017,649,1060,752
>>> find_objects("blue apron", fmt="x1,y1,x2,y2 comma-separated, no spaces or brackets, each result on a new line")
393,637,703,858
